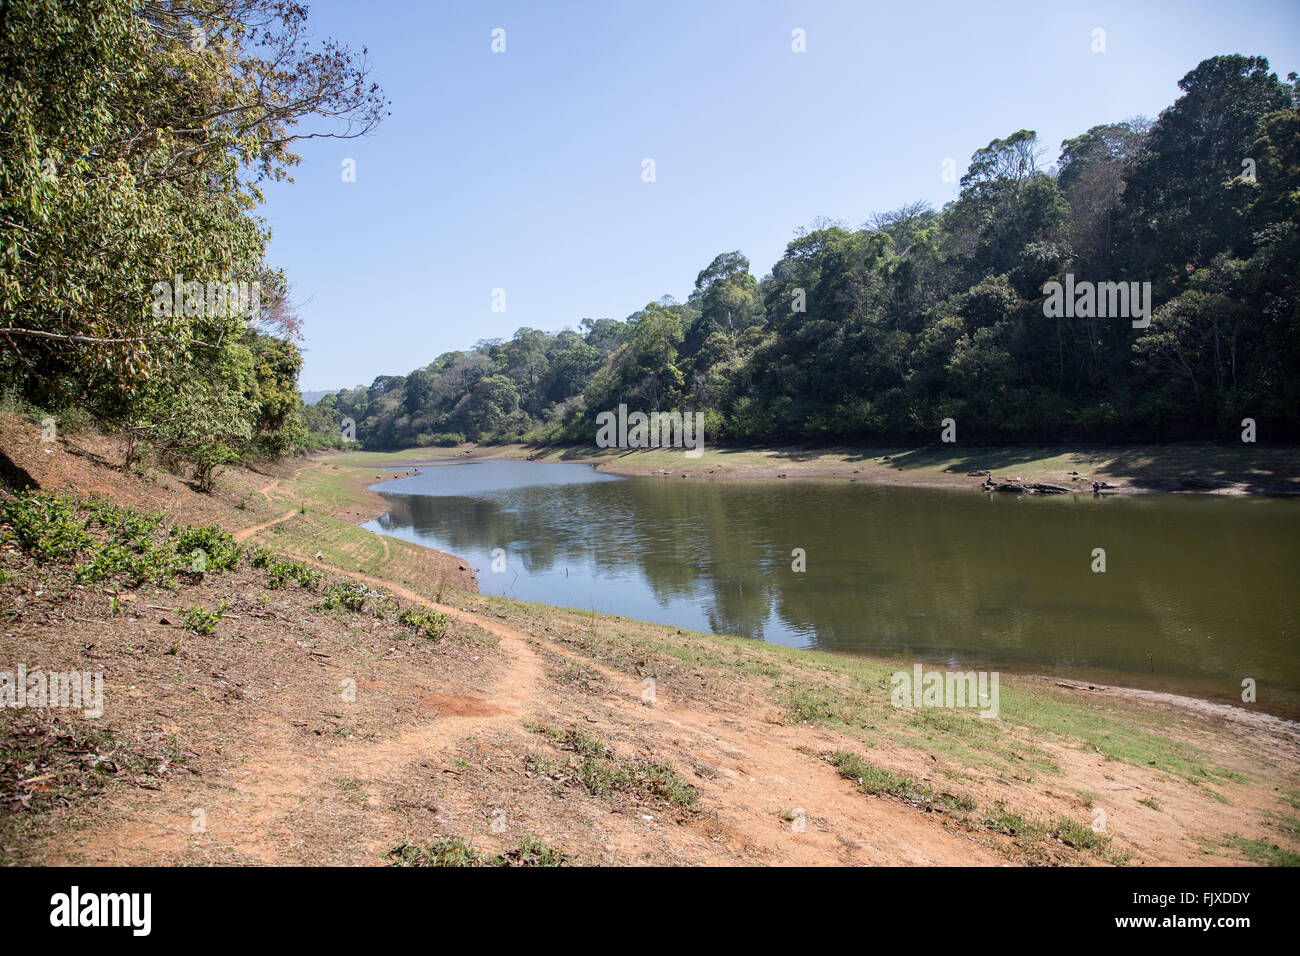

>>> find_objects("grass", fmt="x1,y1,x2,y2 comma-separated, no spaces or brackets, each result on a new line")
530,725,698,809
829,750,976,813
387,836,570,867
1051,815,1111,852
1229,836,1300,867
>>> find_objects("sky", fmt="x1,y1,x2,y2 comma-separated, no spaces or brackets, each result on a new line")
260,0,1300,391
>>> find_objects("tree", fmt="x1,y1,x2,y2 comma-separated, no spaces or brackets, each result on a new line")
0,0,386,474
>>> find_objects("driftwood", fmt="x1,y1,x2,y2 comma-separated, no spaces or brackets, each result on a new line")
1027,482,1070,494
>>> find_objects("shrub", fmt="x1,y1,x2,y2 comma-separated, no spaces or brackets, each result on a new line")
319,583,368,612
397,606,448,641
182,601,227,635
265,558,321,590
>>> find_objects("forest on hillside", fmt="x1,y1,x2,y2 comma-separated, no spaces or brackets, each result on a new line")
1,1,384,485
2,7,1297,472
310,54,1300,451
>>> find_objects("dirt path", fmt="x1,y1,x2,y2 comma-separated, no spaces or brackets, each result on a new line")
233,509,298,543
256,553,1006,864
233,462,323,543
48,534,1002,865
45,556,546,865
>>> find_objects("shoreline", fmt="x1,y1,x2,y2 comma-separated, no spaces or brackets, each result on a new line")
326,441,1300,497
343,452,1300,727
6,414,1298,866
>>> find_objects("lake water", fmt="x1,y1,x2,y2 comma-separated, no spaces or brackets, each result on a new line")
363,460,1300,718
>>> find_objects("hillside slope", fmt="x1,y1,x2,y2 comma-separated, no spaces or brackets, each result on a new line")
2,414,1297,866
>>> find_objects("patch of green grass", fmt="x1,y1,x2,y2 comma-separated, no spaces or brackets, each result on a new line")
782,684,846,725
1051,816,1110,853
1138,796,1162,811
996,685,1244,790
318,582,370,613
388,837,482,867
503,836,569,866
982,808,1044,839
387,836,570,867
829,750,975,813
531,724,698,809
1229,836,1300,867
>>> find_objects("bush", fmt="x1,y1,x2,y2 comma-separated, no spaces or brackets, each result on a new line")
319,582,368,612
0,492,242,588
265,558,321,590
172,525,241,574
182,601,227,635
397,606,448,641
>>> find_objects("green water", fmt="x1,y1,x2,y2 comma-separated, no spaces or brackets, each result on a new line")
365,460,1300,718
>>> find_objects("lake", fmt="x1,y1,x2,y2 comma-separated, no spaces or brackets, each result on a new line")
363,459,1300,718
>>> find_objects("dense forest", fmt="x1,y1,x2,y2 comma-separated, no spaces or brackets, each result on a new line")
3,8,1297,473
1,1,385,485
312,53,1300,451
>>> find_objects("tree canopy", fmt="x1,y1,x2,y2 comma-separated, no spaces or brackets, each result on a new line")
314,55,1299,450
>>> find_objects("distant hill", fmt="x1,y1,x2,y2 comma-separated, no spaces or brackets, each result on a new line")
300,389,341,406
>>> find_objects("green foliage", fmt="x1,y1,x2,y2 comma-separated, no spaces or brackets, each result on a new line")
0,492,240,588
830,750,976,813
306,55,1299,449
182,601,227,635
1,1,383,468
264,558,322,590
396,606,449,641
172,525,242,574
319,583,369,613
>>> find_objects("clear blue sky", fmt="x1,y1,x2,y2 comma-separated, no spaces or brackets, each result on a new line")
261,0,1300,391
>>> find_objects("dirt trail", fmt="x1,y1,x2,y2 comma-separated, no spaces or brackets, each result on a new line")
12,426,1291,866
46,559,546,865
52,535,1001,865
267,554,1005,864
233,509,297,543
233,462,323,543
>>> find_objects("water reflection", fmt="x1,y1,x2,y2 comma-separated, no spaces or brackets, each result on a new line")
365,460,1300,716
